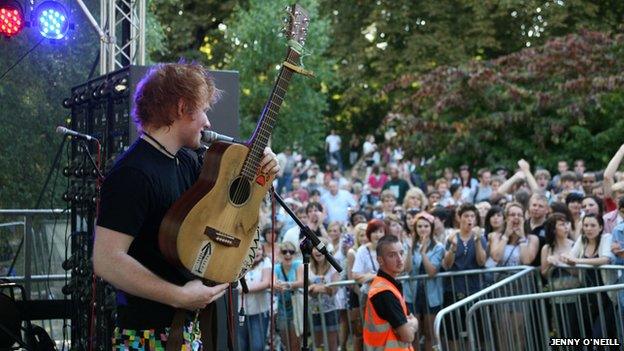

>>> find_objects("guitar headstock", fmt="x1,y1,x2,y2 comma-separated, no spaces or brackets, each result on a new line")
284,4,309,50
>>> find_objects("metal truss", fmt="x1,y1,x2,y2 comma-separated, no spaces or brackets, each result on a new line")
76,0,145,74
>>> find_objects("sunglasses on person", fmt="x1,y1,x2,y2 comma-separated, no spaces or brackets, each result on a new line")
281,249,296,255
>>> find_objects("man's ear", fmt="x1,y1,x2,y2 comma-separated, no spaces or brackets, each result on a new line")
177,98,187,119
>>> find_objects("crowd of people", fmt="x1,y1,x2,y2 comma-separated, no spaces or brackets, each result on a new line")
238,138,624,351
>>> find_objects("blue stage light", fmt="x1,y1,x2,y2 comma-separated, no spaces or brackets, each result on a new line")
34,1,68,39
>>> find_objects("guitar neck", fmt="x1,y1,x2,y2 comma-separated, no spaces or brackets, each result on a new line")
241,47,301,179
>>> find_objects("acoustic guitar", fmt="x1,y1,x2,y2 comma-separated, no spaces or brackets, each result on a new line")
159,4,311,283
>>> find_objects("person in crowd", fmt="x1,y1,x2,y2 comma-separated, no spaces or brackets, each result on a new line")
286,177,309,204
385,213,408,245
327,221,344,254
238,245,272,351
540,213,576,291
276,146,297,194
441,204,487,347
551,160,569,190
362,134,378,168
604,196,624,234
367,165,387,205
561,214,616,338
440,183,463,208
308,237,340,351
92,63,280,350
603,144,624,211
403,187,428,212
261,225,281,261
526,193,549,265
376,189,398,219
434,178,451,204
458,165,478,203
470,168,493,203
490,202,540,267
404,209,419,242
431,207,455,243
573,159,586,178
426,191,442,212
325,129,343,171
349,134,360,167
565,192,584,240
283,202,327,253
274,241,304,351
363,235,418,350
321,179,357,224
352,219,388,301
581,172,597,195
383,163,411,204
346,222,369,351
581,195,604,217
557,171,581,202
443,167,459,185
475,201,492,231
405,213,444,351
484,206,505,237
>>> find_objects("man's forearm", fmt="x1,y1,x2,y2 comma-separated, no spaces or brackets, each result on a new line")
94,250,182,308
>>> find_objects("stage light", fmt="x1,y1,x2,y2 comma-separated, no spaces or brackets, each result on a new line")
33,1,68,40
0,0,25,38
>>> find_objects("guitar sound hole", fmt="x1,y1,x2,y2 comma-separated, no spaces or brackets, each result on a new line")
229,177,251,206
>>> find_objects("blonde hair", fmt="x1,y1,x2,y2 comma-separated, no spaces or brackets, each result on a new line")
403,187,428,209
353,223,368,248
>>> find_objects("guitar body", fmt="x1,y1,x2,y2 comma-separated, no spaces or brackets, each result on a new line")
159,141,273,283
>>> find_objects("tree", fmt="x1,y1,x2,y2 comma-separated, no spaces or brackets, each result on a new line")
383,31,624,173
222,0,334,154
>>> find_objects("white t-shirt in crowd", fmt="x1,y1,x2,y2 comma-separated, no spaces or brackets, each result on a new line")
326,134,341,153
239,257,272,315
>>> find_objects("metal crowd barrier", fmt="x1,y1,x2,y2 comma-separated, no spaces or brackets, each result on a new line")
432,266,539,351
266,266,537,351
0,209,71,346
464,265,624,351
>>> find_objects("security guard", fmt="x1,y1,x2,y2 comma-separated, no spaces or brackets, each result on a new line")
363,235,418,350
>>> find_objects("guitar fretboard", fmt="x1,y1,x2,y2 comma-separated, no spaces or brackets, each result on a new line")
241,47,301,180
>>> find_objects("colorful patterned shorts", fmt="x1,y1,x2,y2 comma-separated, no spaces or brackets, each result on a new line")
112,320,202,351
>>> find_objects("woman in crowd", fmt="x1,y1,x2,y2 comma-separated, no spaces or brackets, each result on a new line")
238,245,272,351
352,219,387,303
367,165,387,205
489,203,540,267
403,187,428,212
540,213,578,338
483,206,504,238
565,192,584,240
274,241,304,351
581,195,604,217
345,222,368,351
561,214,616,338
309,237,340,351
406,212,445,351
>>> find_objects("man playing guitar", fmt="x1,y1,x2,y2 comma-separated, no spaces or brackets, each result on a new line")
93,62,280,350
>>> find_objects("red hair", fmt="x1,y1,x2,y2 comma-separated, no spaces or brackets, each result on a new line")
132,62,220,129
365,219,387,241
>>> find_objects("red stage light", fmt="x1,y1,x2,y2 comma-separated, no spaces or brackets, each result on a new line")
0,1,25,37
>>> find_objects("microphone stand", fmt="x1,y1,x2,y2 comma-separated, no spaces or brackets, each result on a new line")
271,188,342,351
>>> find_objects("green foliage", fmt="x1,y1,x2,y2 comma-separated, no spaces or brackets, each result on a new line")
384,31,624,172
223,0,334,153
0,1,102,208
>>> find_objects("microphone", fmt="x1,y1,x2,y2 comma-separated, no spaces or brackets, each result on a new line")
201,130,237,144
56,126,96,141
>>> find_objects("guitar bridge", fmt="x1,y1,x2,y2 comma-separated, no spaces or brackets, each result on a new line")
204,227,241,247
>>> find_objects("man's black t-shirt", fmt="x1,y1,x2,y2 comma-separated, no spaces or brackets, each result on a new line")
96,138,202,329
369,269,407,329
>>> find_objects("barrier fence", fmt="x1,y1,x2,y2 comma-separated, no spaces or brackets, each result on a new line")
464,265,624,351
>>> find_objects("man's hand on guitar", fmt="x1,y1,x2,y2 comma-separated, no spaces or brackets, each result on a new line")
176,280,229,311
261,147,280,176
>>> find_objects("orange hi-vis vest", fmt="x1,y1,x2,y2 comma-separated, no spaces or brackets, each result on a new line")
363,275,414,351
